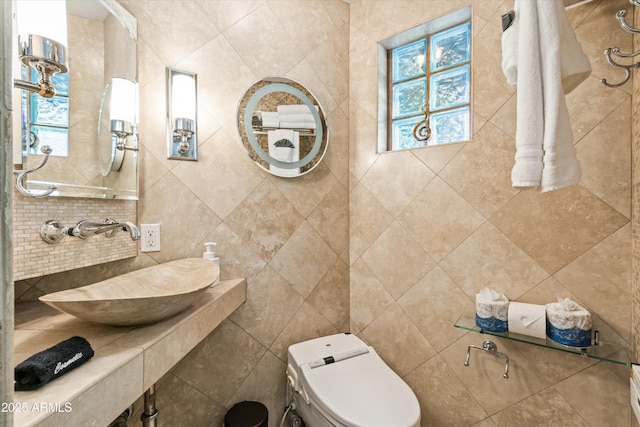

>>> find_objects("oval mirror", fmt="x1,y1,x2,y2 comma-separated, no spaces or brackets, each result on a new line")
237,77,329,178
98,81,124,176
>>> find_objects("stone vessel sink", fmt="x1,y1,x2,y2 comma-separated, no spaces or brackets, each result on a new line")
39,258,220,326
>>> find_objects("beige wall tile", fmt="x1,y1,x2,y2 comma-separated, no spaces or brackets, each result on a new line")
491,185,629,274
398,177,485,262
270,222,338,298
360,150,435,218
554,352,632,427
173,319,266,405
361,221,436,299
405,354,488,426
361,303,436,377
229,265,305,348
441,336,551,415
440,222,549,300
490,388,588,427
399,267,473,352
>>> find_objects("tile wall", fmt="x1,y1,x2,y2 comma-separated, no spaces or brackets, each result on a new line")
14,1,350,426
11,0,638,426
349,0,633,425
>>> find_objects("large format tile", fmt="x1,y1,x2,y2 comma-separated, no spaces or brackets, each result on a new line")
361,222,435,299
555,223,632,342
399,267,474,352
441,335,551,416
490,388,588,427
554,353,631,427
405,355,488,427
360,150,435,218
226,180,304,262
491,185,629,274
440,122,519,218
270,222,338,298
361,303,436,377
349,258,395,332
576,98,631,218
440,222,549,301
173,320,266,405
398,177,486,262
229,266,304,347
349,183,394,261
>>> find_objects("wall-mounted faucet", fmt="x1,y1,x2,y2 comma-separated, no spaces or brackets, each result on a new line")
40,218,140,244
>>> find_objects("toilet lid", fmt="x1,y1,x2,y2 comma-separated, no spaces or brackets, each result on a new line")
299,349,420,427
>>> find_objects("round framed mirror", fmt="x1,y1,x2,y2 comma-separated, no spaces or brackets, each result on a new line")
237,77,329,178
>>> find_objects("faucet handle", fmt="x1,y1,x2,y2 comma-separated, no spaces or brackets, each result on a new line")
102,218,119,238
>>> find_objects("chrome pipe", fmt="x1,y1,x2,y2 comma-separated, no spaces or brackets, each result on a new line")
141,385,158,427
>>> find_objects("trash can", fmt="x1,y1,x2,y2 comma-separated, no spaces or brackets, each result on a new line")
224,401,268,427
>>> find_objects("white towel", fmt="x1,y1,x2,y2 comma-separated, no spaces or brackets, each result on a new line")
277,104,317,115
278,113,315,123
502,0,591,192
267,129,300,177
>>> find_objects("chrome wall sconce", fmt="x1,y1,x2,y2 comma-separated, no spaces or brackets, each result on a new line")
166,68,198,161
13,0,69,98
109,77,138,152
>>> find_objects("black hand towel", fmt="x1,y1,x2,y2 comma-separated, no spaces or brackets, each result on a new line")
15,336,94,391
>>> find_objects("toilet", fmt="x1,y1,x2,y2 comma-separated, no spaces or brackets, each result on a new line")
286,333,421,427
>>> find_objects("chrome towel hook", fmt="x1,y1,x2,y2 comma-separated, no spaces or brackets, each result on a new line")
464,340,510,379
13,145,57,198
616,9,640,34
602,3,640,87
601,47,640,88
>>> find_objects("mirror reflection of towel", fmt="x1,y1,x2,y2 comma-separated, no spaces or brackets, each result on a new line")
268,129,299,177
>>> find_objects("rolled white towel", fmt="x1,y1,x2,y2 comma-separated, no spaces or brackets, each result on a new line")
262,119,280,128
278,113,315,123
277,104,317,115
261,111,279,120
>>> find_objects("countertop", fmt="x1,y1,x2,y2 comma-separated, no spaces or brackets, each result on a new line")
12,278,246,427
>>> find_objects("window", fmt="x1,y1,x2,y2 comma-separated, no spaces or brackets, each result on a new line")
378,7,472,152
21,66,69,157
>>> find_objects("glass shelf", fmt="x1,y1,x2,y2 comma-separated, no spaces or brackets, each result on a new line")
454,313,633,367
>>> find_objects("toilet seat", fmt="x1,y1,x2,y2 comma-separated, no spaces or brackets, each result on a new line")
289,334,420,427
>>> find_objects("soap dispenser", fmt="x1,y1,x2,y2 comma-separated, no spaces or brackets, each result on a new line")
203,242,220,285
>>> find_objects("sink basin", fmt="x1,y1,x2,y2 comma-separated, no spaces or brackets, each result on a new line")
39,258,220,326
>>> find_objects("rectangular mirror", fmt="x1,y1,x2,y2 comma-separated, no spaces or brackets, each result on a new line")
12,0,139,200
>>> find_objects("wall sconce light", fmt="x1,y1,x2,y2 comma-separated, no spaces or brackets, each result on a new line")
166,68,198,161
109,77,138,152
13,0,68,98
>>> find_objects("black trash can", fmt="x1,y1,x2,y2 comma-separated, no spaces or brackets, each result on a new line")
224,401,268,427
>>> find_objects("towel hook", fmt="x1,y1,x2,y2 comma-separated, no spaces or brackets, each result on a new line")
14,145,57,198
616,10,640,33
601,48,640,88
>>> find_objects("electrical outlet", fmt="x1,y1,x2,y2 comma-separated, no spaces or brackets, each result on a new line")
141,224,161,252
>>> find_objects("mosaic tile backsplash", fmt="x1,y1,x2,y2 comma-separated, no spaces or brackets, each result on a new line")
13,194,137,280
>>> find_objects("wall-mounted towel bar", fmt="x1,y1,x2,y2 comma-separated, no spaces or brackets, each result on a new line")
603,4,640,88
